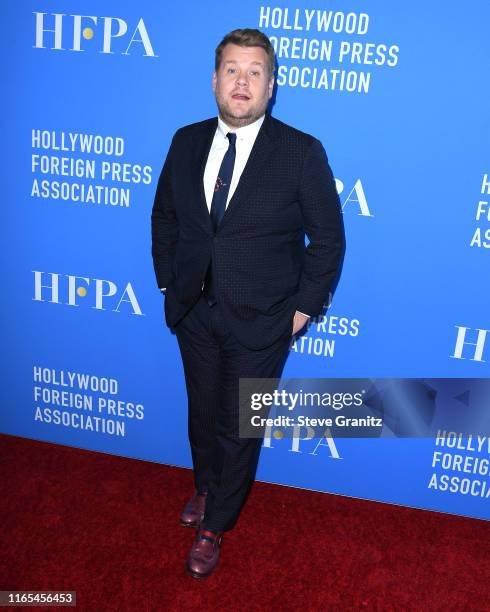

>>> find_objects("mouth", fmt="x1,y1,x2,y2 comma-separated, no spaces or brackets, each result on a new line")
231,92,251,101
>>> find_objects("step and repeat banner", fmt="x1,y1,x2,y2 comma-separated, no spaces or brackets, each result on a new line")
1,1,489,521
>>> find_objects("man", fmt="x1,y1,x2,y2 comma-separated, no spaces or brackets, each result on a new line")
151,28,344,579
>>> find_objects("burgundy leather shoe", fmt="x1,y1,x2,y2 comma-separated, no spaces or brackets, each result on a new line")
180,491,207,528
186,527,223,579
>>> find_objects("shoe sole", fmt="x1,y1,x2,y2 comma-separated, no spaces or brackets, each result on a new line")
179,519,201,528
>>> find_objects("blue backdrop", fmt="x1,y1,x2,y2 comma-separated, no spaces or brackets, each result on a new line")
2,1,489,520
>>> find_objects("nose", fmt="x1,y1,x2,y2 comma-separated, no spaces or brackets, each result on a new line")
235,70,249,86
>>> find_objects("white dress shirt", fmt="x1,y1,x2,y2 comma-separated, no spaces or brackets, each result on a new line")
160,114,310,319
203,114,264,211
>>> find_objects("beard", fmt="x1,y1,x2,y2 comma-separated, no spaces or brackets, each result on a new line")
215,94,266,128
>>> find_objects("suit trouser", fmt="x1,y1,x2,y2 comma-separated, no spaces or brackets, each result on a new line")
174,293,292,532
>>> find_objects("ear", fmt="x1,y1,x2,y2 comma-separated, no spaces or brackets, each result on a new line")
212,71,217,94
268,75,274,99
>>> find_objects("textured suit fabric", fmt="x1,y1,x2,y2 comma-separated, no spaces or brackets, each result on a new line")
174,293,291,532
151,111,344,351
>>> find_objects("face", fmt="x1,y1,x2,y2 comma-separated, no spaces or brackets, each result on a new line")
213,43,274,128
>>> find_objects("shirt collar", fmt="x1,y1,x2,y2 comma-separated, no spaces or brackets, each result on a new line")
217,113,265,143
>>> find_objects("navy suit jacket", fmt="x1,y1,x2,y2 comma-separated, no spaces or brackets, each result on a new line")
151,111,344,350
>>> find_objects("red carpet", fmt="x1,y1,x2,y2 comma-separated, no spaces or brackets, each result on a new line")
1,433,489,611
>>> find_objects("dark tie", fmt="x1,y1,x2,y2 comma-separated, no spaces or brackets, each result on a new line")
203,132,237,306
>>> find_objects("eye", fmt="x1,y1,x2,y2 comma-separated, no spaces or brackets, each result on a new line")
227,68,236,74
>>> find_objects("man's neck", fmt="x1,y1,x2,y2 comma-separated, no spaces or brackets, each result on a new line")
218,113,265,132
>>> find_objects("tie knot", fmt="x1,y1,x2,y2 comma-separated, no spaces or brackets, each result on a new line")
226,132,237,147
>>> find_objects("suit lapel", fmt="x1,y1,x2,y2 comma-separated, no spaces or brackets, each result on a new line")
218,112,279,231
191,113,280,233
191,117,218,231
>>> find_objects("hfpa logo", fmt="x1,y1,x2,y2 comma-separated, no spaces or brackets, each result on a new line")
32,12,158,57
263,425,342,459
33,271,144,316
335,178,373,217
451,326,489,362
